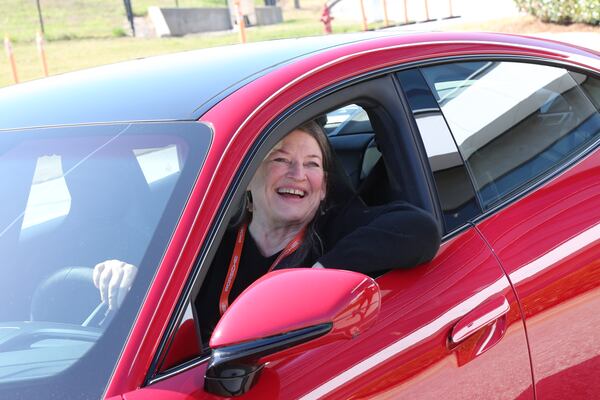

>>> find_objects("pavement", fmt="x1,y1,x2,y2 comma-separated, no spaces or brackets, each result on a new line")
387,21,600,53
368,0,600,52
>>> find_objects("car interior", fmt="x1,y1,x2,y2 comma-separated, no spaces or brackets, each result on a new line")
0,130,190,324
323,104,401,207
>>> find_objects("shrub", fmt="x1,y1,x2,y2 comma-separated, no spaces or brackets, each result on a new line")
112,27,127,37
514,0,599,25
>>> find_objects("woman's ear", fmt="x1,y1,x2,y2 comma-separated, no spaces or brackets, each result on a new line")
320,174,327,201
246,191,253,212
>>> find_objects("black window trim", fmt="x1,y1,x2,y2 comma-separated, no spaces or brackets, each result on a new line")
394,68,484,235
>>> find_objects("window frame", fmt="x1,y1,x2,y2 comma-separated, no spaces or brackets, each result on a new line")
147,71,440,385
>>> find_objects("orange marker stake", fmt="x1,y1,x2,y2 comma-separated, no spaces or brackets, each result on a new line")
4,36,19,84
359,0,368,31
382,0,389,26
235,0,247,44
36,32,49,77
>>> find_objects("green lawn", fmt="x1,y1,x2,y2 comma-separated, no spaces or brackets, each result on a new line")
0,0,233,43
4,0,596,89
1,0,373,88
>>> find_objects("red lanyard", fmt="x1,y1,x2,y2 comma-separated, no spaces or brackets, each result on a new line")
219,222,306,315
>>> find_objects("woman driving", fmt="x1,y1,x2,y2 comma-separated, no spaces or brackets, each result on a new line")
94,120,441,338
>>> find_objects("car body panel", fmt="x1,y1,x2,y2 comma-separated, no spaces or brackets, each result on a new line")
477,147,600,397
122,228,533,399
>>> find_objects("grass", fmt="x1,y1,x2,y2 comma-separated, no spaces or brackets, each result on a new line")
0,0,228,43
0,0,370,88
1,0,598,88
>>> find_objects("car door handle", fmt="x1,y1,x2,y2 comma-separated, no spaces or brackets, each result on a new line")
448,294,510,365
451,295,510,344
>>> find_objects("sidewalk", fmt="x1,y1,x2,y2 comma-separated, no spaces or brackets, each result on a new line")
387,20,600,52
373,0,600,52
528,32,600,52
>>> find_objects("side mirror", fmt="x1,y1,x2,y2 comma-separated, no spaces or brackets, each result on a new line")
204,268,380,397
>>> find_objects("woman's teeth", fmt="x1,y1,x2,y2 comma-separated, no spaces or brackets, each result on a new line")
277,188,305,198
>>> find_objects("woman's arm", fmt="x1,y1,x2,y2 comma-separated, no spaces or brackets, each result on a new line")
317,201,441,274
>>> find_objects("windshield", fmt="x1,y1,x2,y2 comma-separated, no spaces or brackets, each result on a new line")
0,122,210,399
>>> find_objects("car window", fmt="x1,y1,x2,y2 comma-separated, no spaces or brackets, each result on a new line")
324,104,382,194
397,69,481,232
574,71,600,109
420,61,600,209
325,104,373,136
0,122,210,398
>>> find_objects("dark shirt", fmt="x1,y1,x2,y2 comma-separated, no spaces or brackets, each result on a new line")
196,198,441,343
197,229,281,341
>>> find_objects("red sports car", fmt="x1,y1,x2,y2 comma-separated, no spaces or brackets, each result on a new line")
0,31,598,399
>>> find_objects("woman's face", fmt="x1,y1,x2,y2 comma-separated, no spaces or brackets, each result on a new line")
248,129,326,229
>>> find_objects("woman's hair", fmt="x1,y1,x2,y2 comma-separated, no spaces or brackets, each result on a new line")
295,120,334,192
234,120,334,267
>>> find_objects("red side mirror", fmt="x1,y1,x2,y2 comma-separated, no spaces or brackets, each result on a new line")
205,268,380,396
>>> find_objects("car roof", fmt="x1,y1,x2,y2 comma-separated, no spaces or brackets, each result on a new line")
0,32,397,131
1,31,597,131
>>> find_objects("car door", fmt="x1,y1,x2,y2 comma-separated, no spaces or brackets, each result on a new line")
126,230,530,400
123,71,533,399
417,60,600,398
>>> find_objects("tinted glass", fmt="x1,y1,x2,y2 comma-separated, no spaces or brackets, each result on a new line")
397,69,480,232
421,61,600,209
574,71,600,110
0,122,210,399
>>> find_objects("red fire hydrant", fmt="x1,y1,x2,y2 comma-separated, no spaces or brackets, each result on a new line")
320,3,333,34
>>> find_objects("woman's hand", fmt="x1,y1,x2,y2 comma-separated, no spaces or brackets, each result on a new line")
93,260,137,310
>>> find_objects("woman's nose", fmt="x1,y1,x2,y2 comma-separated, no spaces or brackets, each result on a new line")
287,161,305,179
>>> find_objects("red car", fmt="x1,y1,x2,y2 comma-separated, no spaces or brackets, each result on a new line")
0,31,599,399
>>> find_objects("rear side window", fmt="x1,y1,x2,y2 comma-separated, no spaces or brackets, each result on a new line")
397,69,480,232
421,61,600,209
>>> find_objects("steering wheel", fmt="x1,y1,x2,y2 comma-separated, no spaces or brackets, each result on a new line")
81,301,115,327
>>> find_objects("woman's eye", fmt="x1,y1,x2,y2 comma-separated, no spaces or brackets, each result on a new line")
273,157,290,164
305,161,321,168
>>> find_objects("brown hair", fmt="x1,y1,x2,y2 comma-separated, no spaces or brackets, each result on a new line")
294,120,333,193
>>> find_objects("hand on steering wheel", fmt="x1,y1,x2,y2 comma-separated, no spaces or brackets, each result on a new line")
92,260,137,311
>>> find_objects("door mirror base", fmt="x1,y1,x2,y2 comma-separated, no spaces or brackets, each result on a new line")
204,323,331,396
